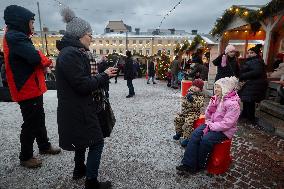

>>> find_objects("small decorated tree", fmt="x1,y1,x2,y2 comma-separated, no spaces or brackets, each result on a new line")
157,49,170,80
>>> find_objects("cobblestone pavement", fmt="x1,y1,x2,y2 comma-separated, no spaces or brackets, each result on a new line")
0,78,283,189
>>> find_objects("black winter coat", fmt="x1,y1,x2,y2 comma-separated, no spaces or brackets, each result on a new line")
238,56,268,102
56,35,109,151
213,54,239,81
124,57,135,80
148,61,155,77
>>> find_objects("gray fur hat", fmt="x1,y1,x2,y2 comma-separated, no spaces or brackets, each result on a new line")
60,7,92,38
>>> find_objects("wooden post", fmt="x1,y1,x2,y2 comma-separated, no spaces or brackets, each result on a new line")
262,15,283,65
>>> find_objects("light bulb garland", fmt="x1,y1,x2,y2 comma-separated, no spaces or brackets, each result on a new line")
158,0,183,29
210,0,284,37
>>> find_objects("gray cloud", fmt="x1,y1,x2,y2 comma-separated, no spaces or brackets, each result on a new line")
0,0,270,34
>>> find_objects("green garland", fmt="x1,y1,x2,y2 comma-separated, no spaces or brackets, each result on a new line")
210,0,284,37
174,35,206,55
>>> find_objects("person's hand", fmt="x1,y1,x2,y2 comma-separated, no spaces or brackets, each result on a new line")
186,93,193,102
104,67,118,77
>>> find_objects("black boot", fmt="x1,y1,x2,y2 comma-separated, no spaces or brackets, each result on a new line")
85,178,112,189
73,163,86,180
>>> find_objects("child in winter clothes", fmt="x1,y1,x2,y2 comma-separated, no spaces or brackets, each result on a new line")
173,79,205,147
176,76,240,174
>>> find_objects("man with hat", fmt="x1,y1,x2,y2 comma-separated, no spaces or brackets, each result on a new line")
3,5,61,169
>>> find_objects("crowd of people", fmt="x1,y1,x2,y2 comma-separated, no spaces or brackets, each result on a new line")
1,3,283,189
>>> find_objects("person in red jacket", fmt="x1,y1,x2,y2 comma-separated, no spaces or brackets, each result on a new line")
3,5,61,168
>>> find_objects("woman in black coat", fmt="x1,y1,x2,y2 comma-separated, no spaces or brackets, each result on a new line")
56,8,117,189
213,44,239,81
238,47,268,125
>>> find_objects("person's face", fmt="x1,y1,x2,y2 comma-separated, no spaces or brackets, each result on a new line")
214,84,222,98
247,50,257,58
191,85,201,92
29,20,35,34
227,51,236,57
80,32,92,49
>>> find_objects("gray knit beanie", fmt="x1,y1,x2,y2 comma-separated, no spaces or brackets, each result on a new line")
60,7,92,38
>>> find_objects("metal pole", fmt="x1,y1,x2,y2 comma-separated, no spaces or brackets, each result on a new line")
37,2,45,53
126,32,128,51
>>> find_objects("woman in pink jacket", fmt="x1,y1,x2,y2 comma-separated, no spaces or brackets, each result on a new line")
176,76,240,174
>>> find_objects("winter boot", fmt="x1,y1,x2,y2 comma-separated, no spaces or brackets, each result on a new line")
173,133,182,140
85,178,112,189
180,138,189,147
20,157,42,168
73,163,86,180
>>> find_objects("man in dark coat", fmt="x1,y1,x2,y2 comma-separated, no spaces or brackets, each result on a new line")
213,44,239,81
124,50,135,98
170,56,180,88
238,46,268,125
147,59,156,84
56,7,116,189
3,5,61,169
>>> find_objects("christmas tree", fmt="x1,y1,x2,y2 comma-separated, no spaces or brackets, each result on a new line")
157,49,170,80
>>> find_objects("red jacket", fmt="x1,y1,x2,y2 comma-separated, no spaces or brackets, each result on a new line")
3,32,51,102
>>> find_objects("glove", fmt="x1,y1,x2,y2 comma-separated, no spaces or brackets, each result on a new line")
203,125,210,136
186,93,194,102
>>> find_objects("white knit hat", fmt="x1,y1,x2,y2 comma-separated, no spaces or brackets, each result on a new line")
225,44,236,54
215,76,239,97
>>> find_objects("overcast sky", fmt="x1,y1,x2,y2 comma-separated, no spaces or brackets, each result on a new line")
0,0,270,34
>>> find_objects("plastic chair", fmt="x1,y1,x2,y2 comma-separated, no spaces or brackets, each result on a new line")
181,80,192,97
207,139,232,174
193,114,205,129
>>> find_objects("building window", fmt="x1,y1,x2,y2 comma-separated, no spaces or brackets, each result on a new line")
175,40,178,44
167,50,171,55
146,49,150,55
119,49,123,53
139,50,143,55
133,49,136,54
106,40,109,44
158,40,162,44
112,40,116,44
113,49,116,53
99,40,102,44
100,49,103,55
139,40,143,44
146,40,150,44
157,50,161,55
119,40,123,44
106,49,109,54
168,40,171,44
133,40,136,44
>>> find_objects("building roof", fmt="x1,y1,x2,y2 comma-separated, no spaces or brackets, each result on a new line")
106,21,128,31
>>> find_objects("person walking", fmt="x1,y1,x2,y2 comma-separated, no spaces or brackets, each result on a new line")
213,44,239,81
56,7,117,189
147,59,156,84
3,5,61,168
124,51,135,98
170,56,180,89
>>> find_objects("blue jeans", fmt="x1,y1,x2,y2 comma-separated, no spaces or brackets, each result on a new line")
147,76,155,83
74,142,104,179
127,79,135,95
181,124,228,171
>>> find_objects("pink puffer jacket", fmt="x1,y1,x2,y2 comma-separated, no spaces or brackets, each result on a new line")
205,91,240,139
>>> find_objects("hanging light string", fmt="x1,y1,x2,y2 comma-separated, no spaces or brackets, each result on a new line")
158,0,183,29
